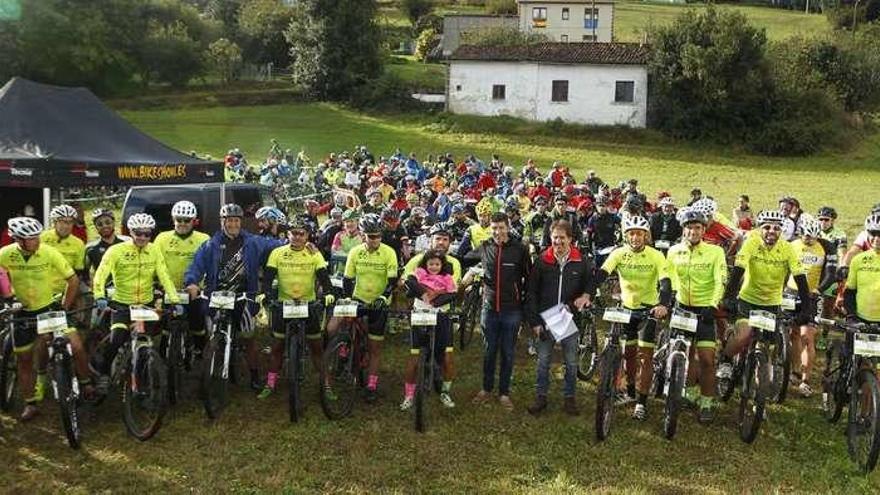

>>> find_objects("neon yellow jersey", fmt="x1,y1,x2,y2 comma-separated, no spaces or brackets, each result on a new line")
0,244,74,311
403,252,462,284
153,230,210,288
516,195,531,216
601,245,669,309
93,241,179,305
735,235,804,306
788,239,826,293
666,241,727,308
40,230,84,293
266,246,328,302
846,250,880,322
343,243,398,304
468,223,492,249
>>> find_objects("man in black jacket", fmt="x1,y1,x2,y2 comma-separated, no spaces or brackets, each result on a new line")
526,220,594,416
470,212,531,411
649,197,681,255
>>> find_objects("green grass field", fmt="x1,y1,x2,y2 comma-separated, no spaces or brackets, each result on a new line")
1,102,879,492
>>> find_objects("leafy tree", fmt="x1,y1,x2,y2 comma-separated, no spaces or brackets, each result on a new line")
414,28,440,62
140,20,205,87
208,37,243,82
401,0,434,27
486,0,517,15
238,0,294,67
285,0,383,100
461,26,549,47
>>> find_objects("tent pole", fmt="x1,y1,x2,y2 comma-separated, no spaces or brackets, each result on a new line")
42,188,50,226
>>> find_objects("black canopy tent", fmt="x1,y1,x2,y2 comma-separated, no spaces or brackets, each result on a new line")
0,77,223,188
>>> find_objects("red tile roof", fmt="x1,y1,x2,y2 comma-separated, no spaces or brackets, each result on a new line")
451,42,650,65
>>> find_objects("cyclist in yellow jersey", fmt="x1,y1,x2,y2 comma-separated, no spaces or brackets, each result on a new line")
326,214,398,402
258,218,335,399
154,201,211,355
456,202,492,261
91,213,182,390
0,217,93,421
787,217,837,397
596,215,671,421
666,208,727,423
843,214,880,325
718,210,811,383
41,205,86,295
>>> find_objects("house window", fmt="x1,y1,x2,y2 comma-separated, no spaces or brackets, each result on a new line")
562,7,569,20
615,81,635,103
551,80,568,102
584,7,600,29
492,84,506,100
532,7,547,27
583,34,597,42
560,34,569,42
456,84,462,91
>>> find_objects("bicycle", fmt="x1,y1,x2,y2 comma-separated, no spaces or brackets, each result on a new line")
0,302,21,412
200,291,252,420
278,299,322,423
162,290,195,406
819,317,880,473
595,306,646,442
735,309,782,444
768,293,798,404
109,304,168,441
35,308,87,448
576,307,600,382
319,299,371,420
457,265,483,350
410,301,442,433
651,307,699,439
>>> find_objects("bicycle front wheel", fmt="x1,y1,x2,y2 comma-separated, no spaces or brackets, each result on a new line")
165,324,186,406
458,291,479,350
54,353,81,449
576,323,599,382
663,353,687,440
122,347,167,441
738,350,768,444
201,335,230,420
287,331,303,423
0,334,17,412
595,347,620,442
822,339,847,423
769,330,791,404
414,347,431,433
847,368,880,474
319,333,357,420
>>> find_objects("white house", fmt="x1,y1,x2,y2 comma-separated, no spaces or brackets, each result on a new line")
446,42,649,128
518,0,614,43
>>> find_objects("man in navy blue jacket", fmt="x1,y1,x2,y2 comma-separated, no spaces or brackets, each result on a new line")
185,204,284,391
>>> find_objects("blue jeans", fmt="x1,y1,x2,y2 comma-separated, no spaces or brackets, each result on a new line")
536,333,578,398
481,308,521,395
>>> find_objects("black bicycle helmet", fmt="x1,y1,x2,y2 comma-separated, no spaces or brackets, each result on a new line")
220,203,244,218
677,207,708,226
359,213,383,234
816,206,837,219
91,208,115,222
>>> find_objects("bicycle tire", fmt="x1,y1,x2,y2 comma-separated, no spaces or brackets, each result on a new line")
458,290,479,350
287,329,302,423
769,330,791,404
414,347,429,433
319,333,357,420
847,368,880,473
738,350,768,444
576,323,599,382
663,353,687,440
122,347,167,441
718,352,741,403
201,335,229,420
822,340,847,423
165,325,185,406
54,352,81,449
0,334,17,412
595,346,620,442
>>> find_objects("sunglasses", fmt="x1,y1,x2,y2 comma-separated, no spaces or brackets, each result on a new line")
761,224,782,232
818,217,832,222
94,218,114,227
868,230,880,237
132,230,153,238
290,230,308,236
174,217,193,224
366,234,382,239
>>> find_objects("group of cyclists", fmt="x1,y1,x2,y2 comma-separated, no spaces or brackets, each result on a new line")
1,146,879,465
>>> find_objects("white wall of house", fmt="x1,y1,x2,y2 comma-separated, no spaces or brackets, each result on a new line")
447,60,647,128
518,2,614,42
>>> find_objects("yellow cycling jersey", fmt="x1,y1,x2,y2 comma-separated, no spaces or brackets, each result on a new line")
666,241,727,308
153,230,210,288
40,229,84,294
343,243,398,304
93,241,179,305
0,243,74,311
788,239,826,293
601,245,669,309
266,246,328,302
735,235,804,306
846,250,880,322
468,223,492,250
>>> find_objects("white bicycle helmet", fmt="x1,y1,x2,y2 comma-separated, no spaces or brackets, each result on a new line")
658,197,675,208
756,210,785,225
171,200,198,219
799,218,821,238
127,213,157,231
49,204,78,221
623,215,650,233
7,217,43,239
865,213,880,232
691,198,717,217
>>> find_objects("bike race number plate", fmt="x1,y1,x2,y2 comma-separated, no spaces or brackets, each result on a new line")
164,290,190,305
334,301,359,318
781,294,797,312
36,311,67,335
603,307,632,324
749,310,777,332
670,309,698,333
330,274,344,289
654,240,671,250
130,305,160,322
210,291,236,310
411,305,439,326
854,333,880,358
282,301,309,319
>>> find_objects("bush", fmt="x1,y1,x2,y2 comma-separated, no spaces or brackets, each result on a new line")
414,28,440,62
485,0,517,14
348,72,423,111
402,0,435,26
461,26,549,47
208,38,243,83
